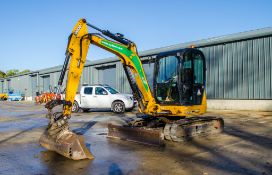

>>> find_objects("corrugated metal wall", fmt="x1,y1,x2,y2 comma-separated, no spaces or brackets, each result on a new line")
142,62,155,91
7,75,31,96
50,72,60,88
116,62,131,93
1,30,271,100
2,80,7,93
42,75,50,92
31,75,37,97
7,80,11,91
0,81,3,93
200,36,272,99
97,65,117,88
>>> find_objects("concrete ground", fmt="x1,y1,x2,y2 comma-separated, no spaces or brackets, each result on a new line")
0,101,271,175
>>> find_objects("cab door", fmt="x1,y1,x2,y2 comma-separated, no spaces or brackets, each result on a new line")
81,87,95,108
93,87,112,108
181,52,194,103
154,55,180,104
181,50,205,105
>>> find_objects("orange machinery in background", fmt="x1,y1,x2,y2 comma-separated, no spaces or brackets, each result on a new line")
35,86,61,104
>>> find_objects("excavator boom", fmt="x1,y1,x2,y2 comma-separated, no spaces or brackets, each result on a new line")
39,18,155,160
39,19,93,160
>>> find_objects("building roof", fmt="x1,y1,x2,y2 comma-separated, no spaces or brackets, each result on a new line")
86,27,272,63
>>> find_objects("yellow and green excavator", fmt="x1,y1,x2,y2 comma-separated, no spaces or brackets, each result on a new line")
39,19,224,160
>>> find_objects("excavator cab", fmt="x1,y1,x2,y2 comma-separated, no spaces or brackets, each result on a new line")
154,49,205,106
108,48,223,145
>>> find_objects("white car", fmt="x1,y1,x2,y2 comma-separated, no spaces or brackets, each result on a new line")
72,85,135,113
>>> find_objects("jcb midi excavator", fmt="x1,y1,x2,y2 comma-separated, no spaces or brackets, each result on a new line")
39,19,224,160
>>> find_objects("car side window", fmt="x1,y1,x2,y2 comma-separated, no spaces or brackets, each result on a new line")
84,87,93,95
95,87,108,95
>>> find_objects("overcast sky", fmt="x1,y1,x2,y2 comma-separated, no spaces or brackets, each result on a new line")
0,0,271,72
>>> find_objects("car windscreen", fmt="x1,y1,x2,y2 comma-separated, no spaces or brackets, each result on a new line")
104,87,119,94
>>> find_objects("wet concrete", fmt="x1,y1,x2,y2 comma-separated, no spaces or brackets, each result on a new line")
0,101,271,175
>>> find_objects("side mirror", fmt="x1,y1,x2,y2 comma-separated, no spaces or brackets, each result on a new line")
102,91,108,95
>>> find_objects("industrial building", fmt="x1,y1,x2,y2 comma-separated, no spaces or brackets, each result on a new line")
1,28,272,111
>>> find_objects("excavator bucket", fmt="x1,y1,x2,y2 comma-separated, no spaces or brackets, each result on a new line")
39,127,94,160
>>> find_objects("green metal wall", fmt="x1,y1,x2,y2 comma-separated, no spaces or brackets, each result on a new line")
79,35,272,100
1,28,272,100
31,75,38,97
200,36,272,99
0,81,3,93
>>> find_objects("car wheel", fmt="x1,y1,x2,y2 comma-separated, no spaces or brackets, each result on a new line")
112,101,125,114
72,101,79,113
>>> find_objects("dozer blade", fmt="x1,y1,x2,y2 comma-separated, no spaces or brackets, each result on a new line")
107,117,224,145
39,130,94,160
107,124,165,146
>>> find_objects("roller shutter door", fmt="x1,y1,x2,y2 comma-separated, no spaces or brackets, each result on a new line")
97,65,116,88
42,75,50,92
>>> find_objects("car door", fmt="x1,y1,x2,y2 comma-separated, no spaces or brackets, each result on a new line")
94,87,112,108
80,87,96,108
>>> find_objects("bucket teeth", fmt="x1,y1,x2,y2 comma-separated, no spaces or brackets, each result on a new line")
39,130,94,160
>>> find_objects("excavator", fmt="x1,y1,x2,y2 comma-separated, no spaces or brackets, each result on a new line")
39,19,224,160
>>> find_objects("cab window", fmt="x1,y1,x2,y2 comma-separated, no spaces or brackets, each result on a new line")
95,87,108,95
156,55,179,103
104,86,119,94
193,53,204,84
84,87,93,95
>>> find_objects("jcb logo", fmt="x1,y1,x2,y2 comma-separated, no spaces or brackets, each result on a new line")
74,25,82,36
